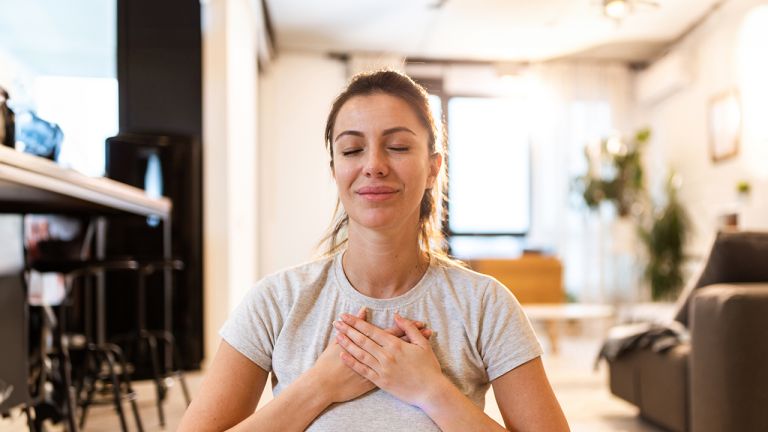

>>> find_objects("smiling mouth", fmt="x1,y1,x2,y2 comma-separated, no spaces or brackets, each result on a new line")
356,186,399,200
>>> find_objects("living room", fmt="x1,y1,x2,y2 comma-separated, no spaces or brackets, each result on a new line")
1,0,767,431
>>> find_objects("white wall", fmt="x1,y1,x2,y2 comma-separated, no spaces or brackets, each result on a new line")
202,0,259,366
637,0,768,257
258,52,345,277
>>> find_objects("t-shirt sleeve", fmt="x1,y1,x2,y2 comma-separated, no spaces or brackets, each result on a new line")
219,277,284,372
478,279,543,381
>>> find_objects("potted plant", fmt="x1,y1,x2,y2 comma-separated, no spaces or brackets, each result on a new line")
638,175,690,301
574,128,650,217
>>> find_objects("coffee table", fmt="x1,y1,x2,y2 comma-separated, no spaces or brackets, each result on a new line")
522,303,615,355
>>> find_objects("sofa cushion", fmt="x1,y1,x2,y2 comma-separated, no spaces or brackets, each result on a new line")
607,344,689,432
674,231,768,327
636,344,689,432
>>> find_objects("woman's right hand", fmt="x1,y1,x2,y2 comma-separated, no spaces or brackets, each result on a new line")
307,307,432,404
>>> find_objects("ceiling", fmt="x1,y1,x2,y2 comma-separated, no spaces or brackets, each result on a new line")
264,0,725,64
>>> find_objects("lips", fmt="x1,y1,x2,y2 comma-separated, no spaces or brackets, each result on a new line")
356,185,399,201
357,186,398,194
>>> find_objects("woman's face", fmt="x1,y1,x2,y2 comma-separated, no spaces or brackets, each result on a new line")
331,93,441,233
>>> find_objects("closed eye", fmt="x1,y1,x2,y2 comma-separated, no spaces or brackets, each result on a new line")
341,148,363,156
389,146,409,152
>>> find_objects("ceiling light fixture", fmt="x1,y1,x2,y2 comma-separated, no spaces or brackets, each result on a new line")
602,0,659,22
604,0,630,20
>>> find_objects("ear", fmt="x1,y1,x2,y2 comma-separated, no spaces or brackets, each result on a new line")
426,153,442,189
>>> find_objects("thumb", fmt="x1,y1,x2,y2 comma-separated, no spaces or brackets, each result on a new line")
394,313,427,347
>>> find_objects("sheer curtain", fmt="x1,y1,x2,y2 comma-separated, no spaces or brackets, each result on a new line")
526,61,634,303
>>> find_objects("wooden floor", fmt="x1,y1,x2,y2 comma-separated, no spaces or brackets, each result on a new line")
2,322,662,431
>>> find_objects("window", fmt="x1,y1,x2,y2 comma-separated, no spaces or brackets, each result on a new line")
0,0,117,177
34,76,118,177
446,97,531,236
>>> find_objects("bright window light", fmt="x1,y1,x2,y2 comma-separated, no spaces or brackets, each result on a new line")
447,97,531,235
739,5,768,179
33,76,118,177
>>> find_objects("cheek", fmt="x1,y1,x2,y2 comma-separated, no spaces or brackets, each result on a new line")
332,164,356,187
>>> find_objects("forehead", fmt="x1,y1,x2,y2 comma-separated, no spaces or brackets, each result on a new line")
334,93,425,135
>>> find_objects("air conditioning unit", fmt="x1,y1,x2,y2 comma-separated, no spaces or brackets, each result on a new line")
636,50,692,105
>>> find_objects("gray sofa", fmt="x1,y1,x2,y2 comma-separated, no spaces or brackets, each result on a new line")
606,231,768,432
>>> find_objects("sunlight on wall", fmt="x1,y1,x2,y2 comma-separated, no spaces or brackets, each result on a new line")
739,5,768,180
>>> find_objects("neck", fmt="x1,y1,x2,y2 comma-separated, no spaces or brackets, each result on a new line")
343,224,429,299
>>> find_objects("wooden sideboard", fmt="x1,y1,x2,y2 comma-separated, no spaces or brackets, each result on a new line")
468,253,565,303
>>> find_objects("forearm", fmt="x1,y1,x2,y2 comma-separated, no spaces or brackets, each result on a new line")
229,371,331,432
419,376,507,432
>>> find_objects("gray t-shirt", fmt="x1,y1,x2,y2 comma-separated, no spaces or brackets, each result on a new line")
220,252,542,431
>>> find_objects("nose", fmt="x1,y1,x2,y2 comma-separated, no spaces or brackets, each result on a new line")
363,147,389,177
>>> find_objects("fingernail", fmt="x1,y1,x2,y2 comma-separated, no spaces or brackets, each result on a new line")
333,320,343,329
358,306,367,314
340,314,352,323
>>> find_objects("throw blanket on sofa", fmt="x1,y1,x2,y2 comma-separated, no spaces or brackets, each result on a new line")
595,321,688,369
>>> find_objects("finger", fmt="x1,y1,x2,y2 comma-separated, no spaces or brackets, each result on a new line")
394,313,429,347
399,328,432,343
334,319,388,360
386,320,425,338
339,350,378,382
331,306,367,347
336,332,381,371
340,313,399,348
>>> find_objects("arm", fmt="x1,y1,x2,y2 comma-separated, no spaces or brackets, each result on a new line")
179,339,367,432
335,313,508,431
177,340,269,431
181,305,375,432
491,357,569,432
180,309,433,431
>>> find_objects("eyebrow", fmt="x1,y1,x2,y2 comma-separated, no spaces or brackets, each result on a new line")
334,126,417,143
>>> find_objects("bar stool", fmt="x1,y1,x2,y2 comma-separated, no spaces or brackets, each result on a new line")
28,259,145,432
111,258,190,428
25,279,79,432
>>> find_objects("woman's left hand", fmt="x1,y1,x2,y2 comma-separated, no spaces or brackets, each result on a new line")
333,312,447,409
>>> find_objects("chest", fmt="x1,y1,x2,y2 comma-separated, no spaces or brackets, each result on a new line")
269,295,489,396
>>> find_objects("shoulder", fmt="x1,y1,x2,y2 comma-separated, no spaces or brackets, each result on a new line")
431,255,506,296
429,255,523,314
246,254,338,306
262,254,337,286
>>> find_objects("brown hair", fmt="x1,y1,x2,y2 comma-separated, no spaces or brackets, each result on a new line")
319,70,447,258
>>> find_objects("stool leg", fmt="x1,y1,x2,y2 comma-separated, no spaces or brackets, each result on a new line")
78,377,95,429
101,348,129,432
78,352,97,429
52,305,79,432
24,406,38,432
60,347,79,432
143,331,166,427
165,330,191,405
114,345,144,432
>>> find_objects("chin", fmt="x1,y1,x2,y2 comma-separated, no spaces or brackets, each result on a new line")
350,210,408,231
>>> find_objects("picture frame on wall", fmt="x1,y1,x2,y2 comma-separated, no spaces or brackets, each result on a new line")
708,89,741,163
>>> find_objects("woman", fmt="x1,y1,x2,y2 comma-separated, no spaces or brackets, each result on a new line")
179,70,569,431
